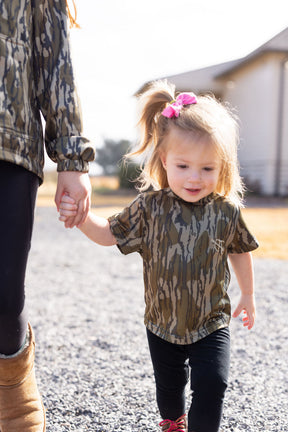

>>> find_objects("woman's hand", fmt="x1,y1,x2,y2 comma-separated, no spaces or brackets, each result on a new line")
55,171,91,228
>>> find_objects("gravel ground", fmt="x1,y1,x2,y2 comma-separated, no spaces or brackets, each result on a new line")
26,206,288,432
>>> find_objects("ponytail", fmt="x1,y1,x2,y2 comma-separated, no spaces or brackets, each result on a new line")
127,81,176,190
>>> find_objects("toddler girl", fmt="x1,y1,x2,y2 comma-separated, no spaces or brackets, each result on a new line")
59,80,258,432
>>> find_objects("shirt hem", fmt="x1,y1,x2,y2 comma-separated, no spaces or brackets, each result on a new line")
145,317,231,345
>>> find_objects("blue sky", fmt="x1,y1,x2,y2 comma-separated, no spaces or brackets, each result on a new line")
46,0,288,170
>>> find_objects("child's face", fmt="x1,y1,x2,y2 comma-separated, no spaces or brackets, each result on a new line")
160,127,221,203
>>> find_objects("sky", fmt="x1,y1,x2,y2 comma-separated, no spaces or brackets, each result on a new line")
46,0,288,169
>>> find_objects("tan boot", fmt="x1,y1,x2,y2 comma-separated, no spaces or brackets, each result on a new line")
159,414,187,431
0,323,46,432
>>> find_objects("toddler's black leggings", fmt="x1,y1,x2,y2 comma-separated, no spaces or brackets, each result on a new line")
146,327,230,432
0,161,39,355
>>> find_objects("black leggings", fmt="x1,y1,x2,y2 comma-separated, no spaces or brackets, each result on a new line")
0,161,39,355
147,327,230,432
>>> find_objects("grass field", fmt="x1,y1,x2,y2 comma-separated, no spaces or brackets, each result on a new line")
241,207,288,259
37,181,288,260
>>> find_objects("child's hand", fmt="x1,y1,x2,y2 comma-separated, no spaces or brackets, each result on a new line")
232,294,256,330
59,194,78,224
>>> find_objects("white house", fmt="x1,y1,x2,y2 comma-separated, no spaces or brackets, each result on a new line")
155,28,288,196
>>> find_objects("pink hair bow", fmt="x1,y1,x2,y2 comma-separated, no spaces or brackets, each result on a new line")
161,92,197,118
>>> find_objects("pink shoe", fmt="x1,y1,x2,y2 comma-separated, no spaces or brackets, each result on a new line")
159,414,187,431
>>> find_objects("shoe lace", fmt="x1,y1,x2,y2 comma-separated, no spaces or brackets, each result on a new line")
159,414,186,431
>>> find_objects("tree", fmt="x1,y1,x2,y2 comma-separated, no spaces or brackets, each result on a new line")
95,139,140,189
118,160,140,189
95,139,131,175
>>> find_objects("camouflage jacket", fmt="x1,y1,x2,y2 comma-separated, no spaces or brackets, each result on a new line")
109,188,259,345
0,0,95,182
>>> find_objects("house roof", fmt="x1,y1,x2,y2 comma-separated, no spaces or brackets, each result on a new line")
152,26,288,93
157,60,240,94
216,26,288,79
249,26,288,54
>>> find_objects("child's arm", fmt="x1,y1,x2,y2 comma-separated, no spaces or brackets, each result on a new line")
228,252,256,330
59,195,117,246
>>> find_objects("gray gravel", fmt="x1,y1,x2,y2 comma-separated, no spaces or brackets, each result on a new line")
26,206,288,432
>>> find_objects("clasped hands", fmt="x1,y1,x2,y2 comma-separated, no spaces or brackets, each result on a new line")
55,171,91,228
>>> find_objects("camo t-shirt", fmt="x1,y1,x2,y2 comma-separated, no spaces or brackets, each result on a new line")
109,188,258,345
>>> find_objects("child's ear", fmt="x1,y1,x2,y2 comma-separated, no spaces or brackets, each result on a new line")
160,151,167,170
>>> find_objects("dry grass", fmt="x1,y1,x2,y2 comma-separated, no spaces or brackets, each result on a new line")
37,184,288,260
242,208,288,260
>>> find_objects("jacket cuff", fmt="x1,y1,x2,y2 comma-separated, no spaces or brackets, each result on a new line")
56,159,90,172
47,136,95,172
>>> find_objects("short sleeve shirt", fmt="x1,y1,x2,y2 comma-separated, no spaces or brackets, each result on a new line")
108,188,258,345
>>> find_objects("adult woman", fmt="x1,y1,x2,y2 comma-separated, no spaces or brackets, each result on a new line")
0,0,95,430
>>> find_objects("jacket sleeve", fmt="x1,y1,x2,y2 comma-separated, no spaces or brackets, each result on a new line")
33,0,95,172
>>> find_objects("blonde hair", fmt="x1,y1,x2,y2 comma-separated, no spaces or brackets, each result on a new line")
65,0,80,28
128,80,244,206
